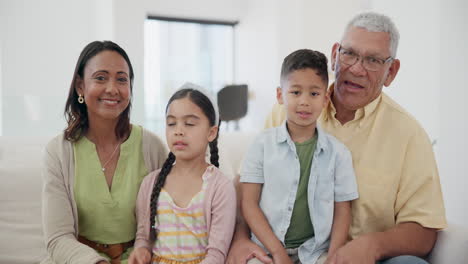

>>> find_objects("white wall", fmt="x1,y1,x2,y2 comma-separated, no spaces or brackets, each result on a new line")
0,39,2,136
0,0,115,136
111,0,247,127
438,0,468,228
0,0,248,136
0,0,445,136
372,0,441,143
234,0,281,130
236,0,367,130
110,0,371,132
370,0,468,228
1,0,467,226
235,0,443,138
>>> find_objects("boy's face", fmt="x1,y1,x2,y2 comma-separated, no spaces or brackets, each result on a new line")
277,68,328,132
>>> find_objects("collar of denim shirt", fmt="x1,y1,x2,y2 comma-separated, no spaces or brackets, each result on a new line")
276,121,327,153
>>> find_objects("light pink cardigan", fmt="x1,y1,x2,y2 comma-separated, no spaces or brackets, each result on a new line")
134,165,237,264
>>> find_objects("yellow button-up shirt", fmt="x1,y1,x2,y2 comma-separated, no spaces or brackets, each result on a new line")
265,88,447,239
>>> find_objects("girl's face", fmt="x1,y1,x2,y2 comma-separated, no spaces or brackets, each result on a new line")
76,50,131,123
165,97,218,162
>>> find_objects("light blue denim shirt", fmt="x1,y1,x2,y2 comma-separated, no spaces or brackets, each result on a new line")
240,123,358,264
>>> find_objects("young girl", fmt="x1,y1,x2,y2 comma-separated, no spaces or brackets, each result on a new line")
129,84,236,264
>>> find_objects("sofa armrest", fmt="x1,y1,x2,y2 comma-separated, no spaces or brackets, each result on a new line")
426,223,468,264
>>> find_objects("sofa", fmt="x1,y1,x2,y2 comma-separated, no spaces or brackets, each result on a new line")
1,132,467,264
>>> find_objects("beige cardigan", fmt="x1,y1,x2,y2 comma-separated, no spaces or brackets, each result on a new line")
41,128,168,264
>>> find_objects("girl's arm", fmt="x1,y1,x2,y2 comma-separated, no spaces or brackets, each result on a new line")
328,201,352,255
134,171,159,250
201,179,237,264
130,171,160,264
241,183,291,264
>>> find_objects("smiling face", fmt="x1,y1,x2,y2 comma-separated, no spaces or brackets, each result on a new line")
75,50,131,123
165,97,218,162
277,68,328,134
331,26,400,111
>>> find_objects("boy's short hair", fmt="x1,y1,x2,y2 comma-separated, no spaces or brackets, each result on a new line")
280,49,328,86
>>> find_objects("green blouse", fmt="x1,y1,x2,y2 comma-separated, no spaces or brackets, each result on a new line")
73,125,148,262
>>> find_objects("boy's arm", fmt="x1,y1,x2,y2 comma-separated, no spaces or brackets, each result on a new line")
328,201,351,255
326,142,358,263
241,183,290,262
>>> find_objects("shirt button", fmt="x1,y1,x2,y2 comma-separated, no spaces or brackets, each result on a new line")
288,206,293,211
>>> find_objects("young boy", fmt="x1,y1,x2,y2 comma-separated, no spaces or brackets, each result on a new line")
240,49,358,264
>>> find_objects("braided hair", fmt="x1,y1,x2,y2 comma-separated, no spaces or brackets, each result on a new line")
149,88,220,241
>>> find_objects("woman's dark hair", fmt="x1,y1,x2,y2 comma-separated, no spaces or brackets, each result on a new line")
149,88,220,241
64,40,134,142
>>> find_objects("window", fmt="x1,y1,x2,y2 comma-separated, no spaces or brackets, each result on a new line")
144,16,236,134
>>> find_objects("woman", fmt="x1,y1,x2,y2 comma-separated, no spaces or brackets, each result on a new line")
41,41,167,264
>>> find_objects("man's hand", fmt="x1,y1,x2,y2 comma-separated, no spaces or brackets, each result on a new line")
327,235,379,264
128,247,151,264
226,237,272,264
271,250,293,264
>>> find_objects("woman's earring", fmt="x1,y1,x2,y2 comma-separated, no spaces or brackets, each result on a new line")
78,94,84,104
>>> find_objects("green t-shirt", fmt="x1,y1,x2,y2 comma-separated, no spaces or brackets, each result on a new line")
73,125,148,262
284,133,317,248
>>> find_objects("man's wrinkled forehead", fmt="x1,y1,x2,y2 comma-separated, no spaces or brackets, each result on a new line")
341,26,392,56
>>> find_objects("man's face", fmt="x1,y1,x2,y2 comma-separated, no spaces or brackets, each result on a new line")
331,26,400,111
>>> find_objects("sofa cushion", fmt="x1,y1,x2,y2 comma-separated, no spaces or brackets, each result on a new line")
218,131,256,179
0,137,48,264
427,223,468,263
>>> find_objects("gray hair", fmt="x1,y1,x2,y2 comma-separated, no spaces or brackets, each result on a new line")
343,11,400,57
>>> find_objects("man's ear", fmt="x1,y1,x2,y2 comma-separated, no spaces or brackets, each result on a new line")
276,86,284,105
384,59,400,87
331,42,340,72
323,91,330,108
207,125,218,143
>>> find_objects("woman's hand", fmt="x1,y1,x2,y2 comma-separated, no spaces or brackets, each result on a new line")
128,247,151,264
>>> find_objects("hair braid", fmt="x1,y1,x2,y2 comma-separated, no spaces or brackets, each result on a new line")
149,152,176,241
209,120,220,168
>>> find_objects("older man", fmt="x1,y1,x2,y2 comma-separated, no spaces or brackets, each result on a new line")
228,12,446,264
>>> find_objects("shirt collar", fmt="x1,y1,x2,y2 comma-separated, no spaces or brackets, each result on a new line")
276,121,327,152
322,83,382,126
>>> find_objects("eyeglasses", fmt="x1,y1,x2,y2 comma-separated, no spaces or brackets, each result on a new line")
338,45,394,72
